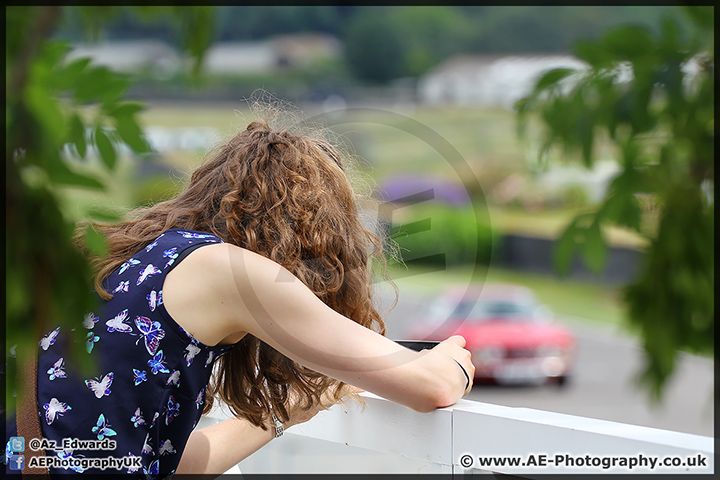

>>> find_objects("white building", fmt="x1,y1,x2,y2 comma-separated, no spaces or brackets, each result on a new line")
202,41,277,75
418,54,587,110
66,40,182,78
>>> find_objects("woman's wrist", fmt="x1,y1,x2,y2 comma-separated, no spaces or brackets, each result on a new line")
454,359,470,393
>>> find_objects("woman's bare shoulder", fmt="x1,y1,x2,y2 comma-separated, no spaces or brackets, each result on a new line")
161,243,272,345
162,243,293,338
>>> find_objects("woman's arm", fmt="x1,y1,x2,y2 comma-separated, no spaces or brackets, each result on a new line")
164,243,474,413
176,384,346,475
175,416,274,475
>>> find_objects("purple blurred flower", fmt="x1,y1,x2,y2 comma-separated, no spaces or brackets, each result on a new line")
376,175,469,207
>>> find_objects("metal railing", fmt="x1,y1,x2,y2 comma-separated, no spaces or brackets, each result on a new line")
204,392,714,475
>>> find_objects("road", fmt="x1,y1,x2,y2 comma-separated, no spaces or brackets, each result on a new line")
378,286,714,437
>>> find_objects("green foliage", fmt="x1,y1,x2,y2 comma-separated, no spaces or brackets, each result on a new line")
391,7,471,77
516,7,713,399
389,204,496,268
343,6,473,82
344,8,406,83
5,6,215,411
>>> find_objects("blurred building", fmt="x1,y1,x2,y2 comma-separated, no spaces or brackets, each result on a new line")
65,34,341,78
417,54,587,109
271,34,341,69
66,40,182,79
204,34,340,75
202,41,277,74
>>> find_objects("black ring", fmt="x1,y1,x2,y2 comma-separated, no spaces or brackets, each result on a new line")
454,359,470,392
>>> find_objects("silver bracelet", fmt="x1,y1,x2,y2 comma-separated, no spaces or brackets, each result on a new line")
271,414,284,438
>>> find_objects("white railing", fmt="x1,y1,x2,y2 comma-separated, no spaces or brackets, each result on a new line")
204,392,714,475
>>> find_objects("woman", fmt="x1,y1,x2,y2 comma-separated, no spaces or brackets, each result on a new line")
9,119,474,477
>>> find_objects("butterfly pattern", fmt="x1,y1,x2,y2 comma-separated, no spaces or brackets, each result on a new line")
205,351,215,367
112,281,130,294
126,452,141,474
135,316,166,355
165,395,180,425
83,312,99,330
39,327,60,351
92,413,118,440
184,339,201,367
131,407,146,427
147,350,170,375
144,459,160,480
33,229,231,477
86,331,100,353
163,247,178,269
118,258,140,275
85,372,114,399
179,231,217,239
150,411,159,429
133,368,147,386
47,358,67,381
43,397,71,425
141,433,154,456
146,289,163,312
106,309,133,333
56,448,85,473
137,264,162,286
166,370,181,388
159,439,176,456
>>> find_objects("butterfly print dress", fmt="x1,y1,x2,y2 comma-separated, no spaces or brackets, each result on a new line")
9,229,234,478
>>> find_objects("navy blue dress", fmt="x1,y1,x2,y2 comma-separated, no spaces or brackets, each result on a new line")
7,228,234,478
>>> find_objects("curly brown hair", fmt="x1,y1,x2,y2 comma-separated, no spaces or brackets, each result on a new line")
87,118,389,430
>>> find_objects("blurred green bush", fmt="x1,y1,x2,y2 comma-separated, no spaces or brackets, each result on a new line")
388,203,497,267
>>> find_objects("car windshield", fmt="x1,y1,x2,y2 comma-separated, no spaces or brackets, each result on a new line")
429,298,538,323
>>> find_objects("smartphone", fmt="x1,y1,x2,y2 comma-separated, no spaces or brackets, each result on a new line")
394,340,440,351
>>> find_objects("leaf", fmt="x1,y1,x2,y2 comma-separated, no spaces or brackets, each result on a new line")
83,224,108,257
533,68,577,92
69,114,87,158
24,83,65,146
51,161,104,190
582,220,606,273
115,116,151,154
175,6,215,81
74,66,130,105
554,218,582,275
602,25,655,61
108,103,151,154
681,6,714,32
573,40,613,68
107,102,145,118
94,126,116,170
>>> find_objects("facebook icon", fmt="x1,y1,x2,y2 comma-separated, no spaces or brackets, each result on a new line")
8,454,25,471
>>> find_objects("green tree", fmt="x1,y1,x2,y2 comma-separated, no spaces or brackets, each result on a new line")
516,6,713,399
344,8,406,83
392,6,471,77
5,6,215,410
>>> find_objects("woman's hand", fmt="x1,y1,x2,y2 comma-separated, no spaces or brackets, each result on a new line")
428,335,475,398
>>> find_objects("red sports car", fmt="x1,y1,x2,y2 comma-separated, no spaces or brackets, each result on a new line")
408,284,577,386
